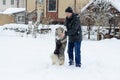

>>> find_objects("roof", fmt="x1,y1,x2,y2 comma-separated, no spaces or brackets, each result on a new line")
81,0,120,13
81,0,94,13
110,0,120,12
0,8,25,15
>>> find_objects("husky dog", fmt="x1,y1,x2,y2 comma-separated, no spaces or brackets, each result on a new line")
51,27,67,65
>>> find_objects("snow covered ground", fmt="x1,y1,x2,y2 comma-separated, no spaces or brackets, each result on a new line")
0,24,120,80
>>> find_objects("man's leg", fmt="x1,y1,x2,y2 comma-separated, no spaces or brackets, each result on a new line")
74,41,81,67
68,42,74,65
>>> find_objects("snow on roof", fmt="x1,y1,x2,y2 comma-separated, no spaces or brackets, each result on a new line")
0,8,25,15
81,0,120,12
0,12,3,14
109,0,120,12
81,0,94,13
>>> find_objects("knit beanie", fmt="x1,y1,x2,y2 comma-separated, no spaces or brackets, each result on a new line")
65,7,73,13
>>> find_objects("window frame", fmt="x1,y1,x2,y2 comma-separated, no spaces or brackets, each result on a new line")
3,0,6,5
48,0,57,12
11,0,14,5
17,15,25,23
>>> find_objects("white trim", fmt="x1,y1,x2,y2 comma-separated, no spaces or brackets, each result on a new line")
48,0,57,12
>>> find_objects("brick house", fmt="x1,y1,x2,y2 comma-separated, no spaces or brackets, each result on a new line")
44,0,90,23
26,0,90,24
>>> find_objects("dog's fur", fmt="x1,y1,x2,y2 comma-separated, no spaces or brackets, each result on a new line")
51,27,67,65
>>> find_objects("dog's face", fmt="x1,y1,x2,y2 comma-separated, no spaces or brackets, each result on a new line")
55,27,65,40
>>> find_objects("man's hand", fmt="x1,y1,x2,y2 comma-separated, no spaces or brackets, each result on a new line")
59,33,65,38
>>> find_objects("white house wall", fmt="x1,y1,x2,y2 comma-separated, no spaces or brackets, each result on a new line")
0,0,25,12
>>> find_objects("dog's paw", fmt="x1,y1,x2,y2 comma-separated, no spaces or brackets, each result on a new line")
51,54,59,65
52,62,56,65
59,59,64,65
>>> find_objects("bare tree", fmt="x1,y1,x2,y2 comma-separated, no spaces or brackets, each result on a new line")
81,0,116,40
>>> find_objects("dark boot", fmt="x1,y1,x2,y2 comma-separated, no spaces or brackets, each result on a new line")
69,60,74,66
76,64,81,67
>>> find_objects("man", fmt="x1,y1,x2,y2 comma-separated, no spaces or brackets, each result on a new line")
62,7,82,67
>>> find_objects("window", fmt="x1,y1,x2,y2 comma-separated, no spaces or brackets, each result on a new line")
48,0,57,12
41,0,44,3
18,16,25,22
38,0,44,3
16,0,19,8
11,0,14,5
3,0,6,5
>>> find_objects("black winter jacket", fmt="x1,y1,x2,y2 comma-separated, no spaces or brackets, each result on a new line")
65,13,82,42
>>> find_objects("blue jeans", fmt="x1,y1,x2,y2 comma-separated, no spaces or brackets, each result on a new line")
68,41,81,65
